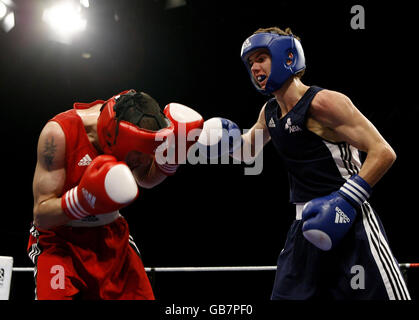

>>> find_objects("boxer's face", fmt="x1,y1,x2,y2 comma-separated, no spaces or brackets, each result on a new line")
125,150,153,170
248,49,271,90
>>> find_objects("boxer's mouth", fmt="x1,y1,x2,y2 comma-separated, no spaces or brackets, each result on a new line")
256,74,267,87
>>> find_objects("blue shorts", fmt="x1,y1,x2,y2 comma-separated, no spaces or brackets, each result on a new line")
271,202,410,300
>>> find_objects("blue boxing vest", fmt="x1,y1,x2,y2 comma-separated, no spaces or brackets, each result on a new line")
264,86,362,203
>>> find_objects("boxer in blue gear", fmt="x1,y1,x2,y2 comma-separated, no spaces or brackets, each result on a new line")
200,26,411,300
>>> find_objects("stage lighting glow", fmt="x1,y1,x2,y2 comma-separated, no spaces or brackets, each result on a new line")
80,0,89,8
2,11,14,32
0,2,7,20
42,2,86,40
0,0,15,33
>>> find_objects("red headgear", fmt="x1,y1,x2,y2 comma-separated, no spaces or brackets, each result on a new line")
97,90,175,161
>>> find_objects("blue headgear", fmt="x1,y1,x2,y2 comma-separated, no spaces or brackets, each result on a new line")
240,32,306,95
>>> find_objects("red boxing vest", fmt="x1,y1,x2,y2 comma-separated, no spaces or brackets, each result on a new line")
49,99,104,194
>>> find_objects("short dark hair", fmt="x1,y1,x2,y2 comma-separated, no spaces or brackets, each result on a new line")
254,26,301,41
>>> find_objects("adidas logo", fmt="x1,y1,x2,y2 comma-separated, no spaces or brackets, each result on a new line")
78,154,92,166
285,117,302,133
335,207,350,224
81,215,99,222
82,188,96,209
268,118,276,128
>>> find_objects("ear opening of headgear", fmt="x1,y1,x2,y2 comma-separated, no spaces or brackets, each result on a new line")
97,90,174,160
240,32,306,95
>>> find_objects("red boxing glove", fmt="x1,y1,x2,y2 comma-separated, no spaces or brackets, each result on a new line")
61,155,139,220
155,103,204,175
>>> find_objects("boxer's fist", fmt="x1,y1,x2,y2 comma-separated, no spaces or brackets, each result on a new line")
61,155,139,219
196,117,242,159
155,103,204,175
301,174,371,251
301,192,357,250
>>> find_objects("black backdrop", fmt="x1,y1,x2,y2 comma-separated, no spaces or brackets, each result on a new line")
1,0,418,304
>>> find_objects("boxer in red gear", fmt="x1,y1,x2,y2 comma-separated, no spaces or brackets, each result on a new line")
28,90,203,300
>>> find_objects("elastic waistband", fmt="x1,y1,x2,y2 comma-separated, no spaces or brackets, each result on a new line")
295,203,307,220
65,211,121,227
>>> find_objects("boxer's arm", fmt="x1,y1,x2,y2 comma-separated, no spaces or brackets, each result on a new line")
236,103,271,162
125,151,168,189
309,90,396,187
32,121,71,229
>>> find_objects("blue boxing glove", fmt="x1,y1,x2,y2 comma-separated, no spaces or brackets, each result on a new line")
196,117,242,160
301,174,372,251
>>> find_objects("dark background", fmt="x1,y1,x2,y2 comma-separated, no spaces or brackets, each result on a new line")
0,0,418,302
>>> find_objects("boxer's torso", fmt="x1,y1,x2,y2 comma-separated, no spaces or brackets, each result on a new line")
50,100,120,227
265,86,362,203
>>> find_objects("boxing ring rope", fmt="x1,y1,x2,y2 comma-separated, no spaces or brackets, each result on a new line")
11,263,419,273
2,263,417,300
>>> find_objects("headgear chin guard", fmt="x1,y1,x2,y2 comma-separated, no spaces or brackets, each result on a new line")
97,90,175,161
240,32,306,95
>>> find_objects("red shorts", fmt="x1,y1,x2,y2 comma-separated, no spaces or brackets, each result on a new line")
27,217,154,300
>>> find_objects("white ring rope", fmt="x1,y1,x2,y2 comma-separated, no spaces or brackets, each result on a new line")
11,264,419,273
